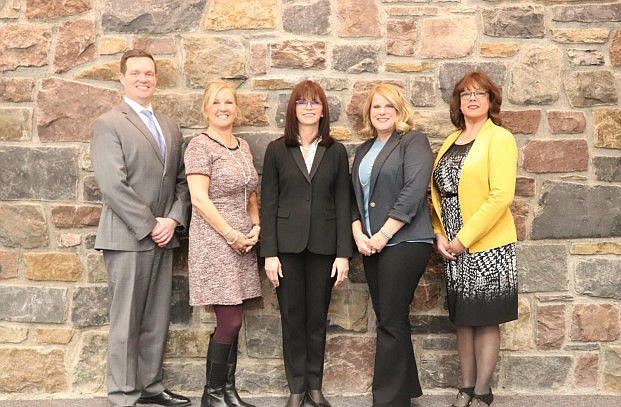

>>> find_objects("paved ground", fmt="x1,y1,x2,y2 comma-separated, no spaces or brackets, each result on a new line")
0,395,619,407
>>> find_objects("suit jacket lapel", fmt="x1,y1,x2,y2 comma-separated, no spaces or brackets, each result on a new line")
369,132,400,196
118,102,165,165
352,139,374,218
288,146,311,183
309,145,326,180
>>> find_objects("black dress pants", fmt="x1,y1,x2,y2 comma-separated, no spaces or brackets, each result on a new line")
277,250,335,393
363,242,432,407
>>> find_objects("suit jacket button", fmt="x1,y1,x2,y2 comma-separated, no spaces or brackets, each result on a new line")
370,202,376,208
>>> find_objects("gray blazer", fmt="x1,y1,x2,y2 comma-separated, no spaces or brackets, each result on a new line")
351,130,434,245
90,101,189,251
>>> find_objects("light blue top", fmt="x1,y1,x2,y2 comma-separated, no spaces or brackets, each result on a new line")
358,138,433,246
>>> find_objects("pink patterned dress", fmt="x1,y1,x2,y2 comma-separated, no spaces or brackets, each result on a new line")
184,133,262,305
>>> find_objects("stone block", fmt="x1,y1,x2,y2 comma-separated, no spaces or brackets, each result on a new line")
283,0,330,35
58,233,81,248
335,0,380,37
575,258,621,300
483,5,545,38
270,40,326,69
0,348,67,393
480,42,519,57
499,110,540,134
0,204,48,249
34,327,74,344
517,244,567,292
565,71,618,107
74,61,119,82
0,286,66,323
420,352,459,388
152,92,203,129
552,28,609,44
571,304,620,342
385,62,434,73
98,36,129,55
324,335,374,394
103,0,206,33
163,360,205,392
422,337,456,351
86,252,107,283
0,108,32,142
0,23,51,71
536,303,565,350
37,78,120,142
71,286,109,327
522,139,588,173
515,177,534,197
593,108,621,149
420,16,477,59
0,0,20,18
385,6,439,17
508,46,562,105
532,182,621,239
504,355,571,389
237,132,280,174
511,200,528,241
327,286,369,332
245,314,282,358
552,3,621,22
438,62,506,102
410,76,436,107
410,315,455,334
183,36,246,88
170,275,192,324
51,205,100,228
603,345,621,393
83,175,102,202
26,0,90,18
611,29,621,66
235,360,288,395
24,252,82,282
575,354,598,388
71,332,107,393
134,37,176,55
165,327,209,357
332,44,379,73
593,157,621,182
330,127,352,142
387,20,416,56
83,234,97,250
500,295,533,350
547,111,586,134
248,43,268,75
251,79,294,90
571,242,621,256
236,93,269,127
567,49,605,66
54,19,97,73
203,0,277,30
0,326,28,343
0,250,18,280
412,282,442,311
0,78,35,102
412,110,456,140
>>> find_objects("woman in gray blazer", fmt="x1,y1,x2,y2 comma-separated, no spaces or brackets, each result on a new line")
351,83,434,407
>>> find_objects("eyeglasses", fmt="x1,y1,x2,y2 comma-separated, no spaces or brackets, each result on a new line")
295,99,322,107
460,90,488,100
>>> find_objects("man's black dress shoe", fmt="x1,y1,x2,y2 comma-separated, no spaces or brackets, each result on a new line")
138,389,191,406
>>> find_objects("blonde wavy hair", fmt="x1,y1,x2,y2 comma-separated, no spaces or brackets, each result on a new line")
201,80,240,124
360,83,415,139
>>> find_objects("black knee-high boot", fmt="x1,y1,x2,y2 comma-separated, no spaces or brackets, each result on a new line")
224,337,256,407
202,337,231,407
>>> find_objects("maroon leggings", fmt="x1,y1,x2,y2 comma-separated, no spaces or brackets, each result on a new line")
212,304,244,344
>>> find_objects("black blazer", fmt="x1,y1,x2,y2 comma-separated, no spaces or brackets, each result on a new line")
260,137,352,258
351,130,434,244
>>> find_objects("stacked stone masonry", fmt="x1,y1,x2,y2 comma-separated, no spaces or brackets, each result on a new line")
0,0,619,399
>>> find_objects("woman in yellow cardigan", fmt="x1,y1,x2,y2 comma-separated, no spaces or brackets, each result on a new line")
430,71,517,407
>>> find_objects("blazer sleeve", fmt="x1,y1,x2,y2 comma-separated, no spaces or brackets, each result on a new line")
387,132,434,224
335,144,353,257
350,147,363,223
259,141,279,257
166,123,190,231
456,129,517,248
90,117,157,240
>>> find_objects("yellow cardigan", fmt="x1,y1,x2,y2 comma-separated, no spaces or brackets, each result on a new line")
430,119,517,253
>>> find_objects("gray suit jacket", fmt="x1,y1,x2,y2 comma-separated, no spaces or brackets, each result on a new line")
351,130,434,245
90,101,189,251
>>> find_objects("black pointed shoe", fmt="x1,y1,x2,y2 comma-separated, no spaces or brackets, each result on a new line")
306,390,331,407
137,389,191,406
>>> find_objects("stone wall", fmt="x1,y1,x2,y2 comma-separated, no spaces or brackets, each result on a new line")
0,0,620,399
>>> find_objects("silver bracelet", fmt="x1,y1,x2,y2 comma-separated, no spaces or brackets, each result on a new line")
226,231,240,245
379,227,393,240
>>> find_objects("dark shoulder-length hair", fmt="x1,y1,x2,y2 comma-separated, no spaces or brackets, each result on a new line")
450,71,502,130
284,80,333,147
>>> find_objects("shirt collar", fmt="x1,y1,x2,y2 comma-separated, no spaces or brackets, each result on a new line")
124,96,153,116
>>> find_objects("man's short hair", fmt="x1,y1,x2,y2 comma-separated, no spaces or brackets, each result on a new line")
120,49,157,74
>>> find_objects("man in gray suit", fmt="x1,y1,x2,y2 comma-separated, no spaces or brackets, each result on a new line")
91,49,190,407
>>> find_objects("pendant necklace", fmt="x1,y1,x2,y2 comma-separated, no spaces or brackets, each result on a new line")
223,136,252,209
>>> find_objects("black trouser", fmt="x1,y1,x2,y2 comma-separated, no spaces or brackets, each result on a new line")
277,250,335,393
363,242,432,407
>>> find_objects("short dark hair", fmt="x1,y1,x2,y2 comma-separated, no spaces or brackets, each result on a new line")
450,71,502,130
284,80,333,147
120,49,157,74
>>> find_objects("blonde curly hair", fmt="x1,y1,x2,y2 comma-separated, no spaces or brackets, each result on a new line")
360,83,415,139
201,80,240,124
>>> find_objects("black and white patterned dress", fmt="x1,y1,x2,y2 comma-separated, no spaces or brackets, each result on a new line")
433,141,517,326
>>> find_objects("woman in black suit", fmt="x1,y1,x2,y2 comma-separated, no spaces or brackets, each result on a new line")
351,83,434,407
260,80,352,407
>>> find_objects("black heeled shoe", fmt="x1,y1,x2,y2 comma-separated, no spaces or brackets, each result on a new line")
450,386,474,407
306,390,331,407
472,388,494,406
